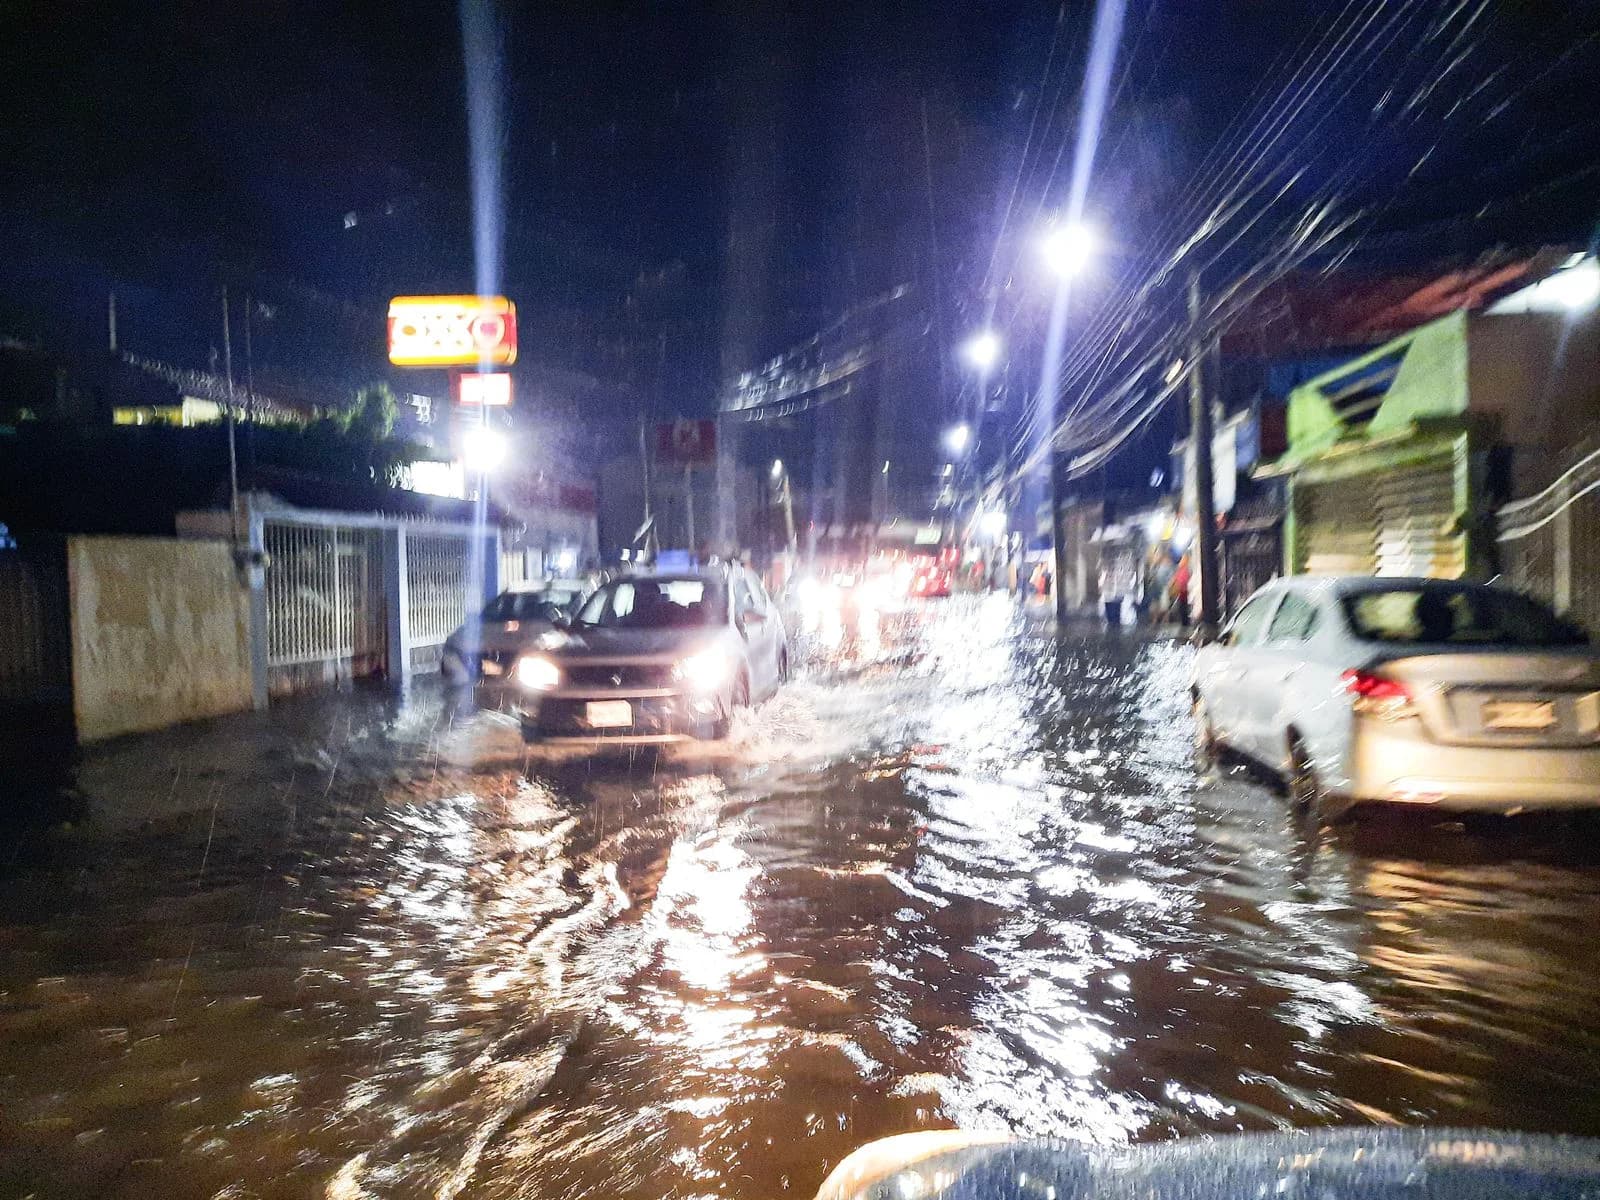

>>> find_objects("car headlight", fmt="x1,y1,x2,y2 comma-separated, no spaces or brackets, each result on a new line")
796,576,825,612
675,649,732,691
514,654,562,691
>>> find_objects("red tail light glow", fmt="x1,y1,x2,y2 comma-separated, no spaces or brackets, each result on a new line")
1341,669,1417,718
1341,670,1409,699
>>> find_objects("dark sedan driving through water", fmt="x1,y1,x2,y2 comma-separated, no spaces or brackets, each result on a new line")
512,566,789,744
440,579,588,685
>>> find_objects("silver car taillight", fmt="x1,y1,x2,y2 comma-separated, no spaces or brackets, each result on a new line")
1342,669,1417,720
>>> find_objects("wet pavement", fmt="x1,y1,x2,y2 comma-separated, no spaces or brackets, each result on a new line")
5,594,1600,1199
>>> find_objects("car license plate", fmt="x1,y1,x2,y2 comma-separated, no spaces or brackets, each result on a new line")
480,658,504,677
585,700,633,728
1482,699,1556,730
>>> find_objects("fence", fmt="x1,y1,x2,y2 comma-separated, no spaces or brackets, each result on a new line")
1497,440,1600,634
263,521,387,673
1219,521,1282,618
406,532,472,647
256,508,493,689
500,546,534,587
0,536,71,711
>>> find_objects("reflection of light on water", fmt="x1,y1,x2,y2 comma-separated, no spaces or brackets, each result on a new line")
594,818,785,1191
649,824,771,1058
660,838,759,987
940,1021,1151,1142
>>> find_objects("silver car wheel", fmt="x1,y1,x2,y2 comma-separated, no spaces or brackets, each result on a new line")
1193,696,1218,763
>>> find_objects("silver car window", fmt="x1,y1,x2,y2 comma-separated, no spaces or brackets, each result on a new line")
1265,594,1319,642
1223,592,1277,647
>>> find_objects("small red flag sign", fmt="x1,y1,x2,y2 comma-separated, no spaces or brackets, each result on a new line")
655,419,717,466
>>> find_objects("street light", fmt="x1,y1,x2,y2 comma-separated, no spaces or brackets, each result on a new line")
1548,259,1600,312
1040,220,1097,279
978,508,1007,539
943,423,972,456
960,330,1002,371
461,425,506,473
771,458,785,480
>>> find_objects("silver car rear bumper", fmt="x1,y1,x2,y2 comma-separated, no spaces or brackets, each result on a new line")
1350,722,1600,811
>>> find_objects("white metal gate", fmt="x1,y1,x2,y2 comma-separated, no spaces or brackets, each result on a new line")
499,545,535,587
406,533,472,646
264,522,386,670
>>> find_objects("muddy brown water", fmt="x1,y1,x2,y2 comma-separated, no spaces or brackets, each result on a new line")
5,596,1600,1199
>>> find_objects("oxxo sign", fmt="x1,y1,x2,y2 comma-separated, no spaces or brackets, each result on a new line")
387,295,518,367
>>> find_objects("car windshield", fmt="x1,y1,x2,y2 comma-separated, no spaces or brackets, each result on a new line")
1341,585,1587,647
480,590,574,623
575,578,723,629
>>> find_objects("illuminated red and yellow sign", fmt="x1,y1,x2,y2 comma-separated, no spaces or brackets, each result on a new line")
387,295,517,367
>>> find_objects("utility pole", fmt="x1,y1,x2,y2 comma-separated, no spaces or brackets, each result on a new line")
1187,271,1221,639
1051,441,1070,623
778,470,796,550
637,410,655,556
242,293,257,489
684,465,696,555
221,286,235,393
221,287,242,547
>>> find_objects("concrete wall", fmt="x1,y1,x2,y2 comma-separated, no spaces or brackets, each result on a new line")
68,536,253,741
1467,310,1600,450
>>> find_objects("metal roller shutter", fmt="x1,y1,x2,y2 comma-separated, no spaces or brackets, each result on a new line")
1373,456,1462,577
1295,477,1377,575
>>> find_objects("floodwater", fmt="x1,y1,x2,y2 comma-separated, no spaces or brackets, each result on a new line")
6,595,1600,1200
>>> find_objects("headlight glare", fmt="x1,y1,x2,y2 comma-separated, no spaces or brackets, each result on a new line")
675,649,731,691
515,654,561,691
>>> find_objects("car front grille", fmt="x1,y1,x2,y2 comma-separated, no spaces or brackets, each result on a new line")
562,663,678,688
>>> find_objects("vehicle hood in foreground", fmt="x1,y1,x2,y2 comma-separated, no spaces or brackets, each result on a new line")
815,1128,1600,1200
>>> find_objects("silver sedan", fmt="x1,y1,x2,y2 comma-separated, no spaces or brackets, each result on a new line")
440,580,587,685
513,568,789,745
1192,575,1600,820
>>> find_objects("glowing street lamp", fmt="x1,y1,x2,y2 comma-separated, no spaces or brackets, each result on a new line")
960,330,1002,371
771,458,785,480
1040,220,1097,279
943,423,972,456
1548,259,1600,312
461,424,507,473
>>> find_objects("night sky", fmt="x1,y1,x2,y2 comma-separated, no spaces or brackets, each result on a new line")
3,1,1597,429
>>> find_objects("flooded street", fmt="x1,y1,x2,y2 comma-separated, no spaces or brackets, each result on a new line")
6,595,1600,1200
